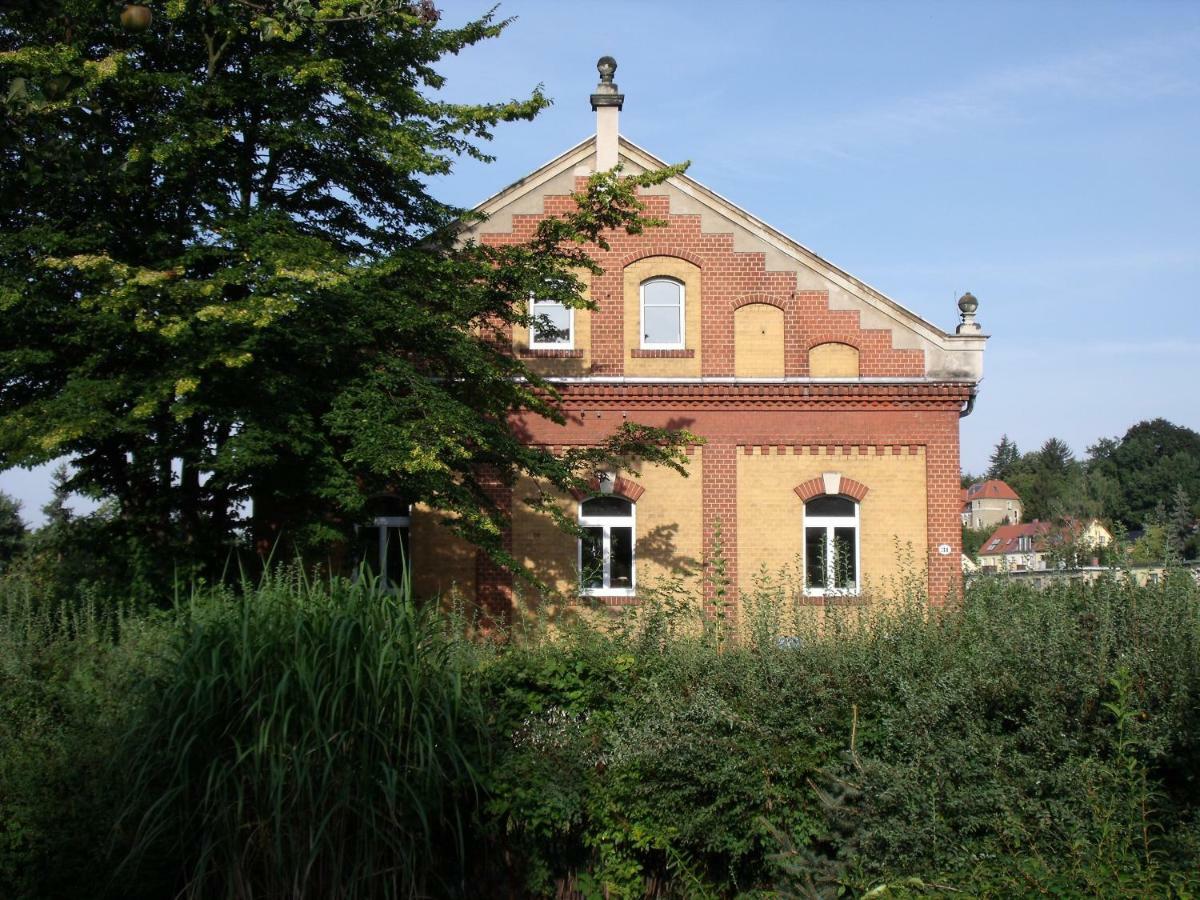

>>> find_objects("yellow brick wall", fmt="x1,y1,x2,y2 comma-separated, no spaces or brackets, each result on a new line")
625,452,704,595
736,447,927,602
410,504,476,600
623,257,702,377
734,303,785,377
809,342,860,377
509,451,704,603
512,270,593,376
511,476,577,597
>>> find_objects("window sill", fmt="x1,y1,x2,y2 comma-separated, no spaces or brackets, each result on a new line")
631,348,694,358
521,348,584,358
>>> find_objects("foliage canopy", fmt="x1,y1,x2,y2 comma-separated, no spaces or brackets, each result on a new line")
0,1,694,586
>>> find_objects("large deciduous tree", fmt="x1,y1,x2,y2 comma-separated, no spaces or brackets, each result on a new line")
0,1,693,588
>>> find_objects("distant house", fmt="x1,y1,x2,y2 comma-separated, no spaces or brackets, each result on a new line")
961,479,1022,530
978,518,1113,572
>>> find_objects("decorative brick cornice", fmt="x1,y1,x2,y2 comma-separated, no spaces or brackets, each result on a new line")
630,348,695,358
538,381,973,410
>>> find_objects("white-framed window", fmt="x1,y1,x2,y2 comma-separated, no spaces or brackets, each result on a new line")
803,495,859,596
640,277,684,349
357,498,411,592
529,291,574,349
578,495,635,595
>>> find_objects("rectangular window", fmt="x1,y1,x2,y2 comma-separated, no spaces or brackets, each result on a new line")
578,496,636,596
530,296,573,348
804,496,860,596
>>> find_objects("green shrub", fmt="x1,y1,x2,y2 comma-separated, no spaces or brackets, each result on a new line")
483,571,1200,896
0,575,168,900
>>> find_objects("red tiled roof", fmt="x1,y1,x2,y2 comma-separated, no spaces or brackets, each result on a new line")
966,479,1021,502
979,518,1099,557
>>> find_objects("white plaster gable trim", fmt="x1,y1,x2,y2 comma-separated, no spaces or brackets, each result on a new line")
459,132,985,371
615,137,985,354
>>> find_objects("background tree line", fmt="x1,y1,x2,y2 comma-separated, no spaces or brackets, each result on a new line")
963,417,1200,561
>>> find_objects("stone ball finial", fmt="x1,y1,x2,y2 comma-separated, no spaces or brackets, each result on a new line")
958,291,978,315
597,56,617,83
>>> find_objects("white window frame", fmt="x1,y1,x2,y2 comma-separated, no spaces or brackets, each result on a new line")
529,291,574,350
578,497,636,596
357,506,411,593
803,497,861,597
639,277,685,350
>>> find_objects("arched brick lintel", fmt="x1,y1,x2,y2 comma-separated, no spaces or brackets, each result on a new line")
793,473,870,503
806,337,861,353
619,248,704,269
570,475,646,504
731,292,790,311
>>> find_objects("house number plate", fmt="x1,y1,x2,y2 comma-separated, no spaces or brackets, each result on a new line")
937,543,952,556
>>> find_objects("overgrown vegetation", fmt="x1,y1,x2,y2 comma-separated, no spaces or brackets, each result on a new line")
3,561,1199,898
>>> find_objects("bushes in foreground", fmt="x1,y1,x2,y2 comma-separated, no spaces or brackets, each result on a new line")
2,567,1199,897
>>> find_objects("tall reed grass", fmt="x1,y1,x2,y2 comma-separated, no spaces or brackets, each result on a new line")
121,568,489,900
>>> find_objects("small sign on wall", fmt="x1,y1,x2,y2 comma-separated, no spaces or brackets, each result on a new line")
937,543,952,556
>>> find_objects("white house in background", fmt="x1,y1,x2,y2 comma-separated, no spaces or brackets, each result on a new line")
961,479,1022,529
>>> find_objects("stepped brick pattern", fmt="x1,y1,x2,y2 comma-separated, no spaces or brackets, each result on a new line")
442,177,970,616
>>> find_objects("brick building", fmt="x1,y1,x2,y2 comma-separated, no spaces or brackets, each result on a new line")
405,58,987,614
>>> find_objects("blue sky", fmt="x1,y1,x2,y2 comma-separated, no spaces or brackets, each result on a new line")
4,0,1198,522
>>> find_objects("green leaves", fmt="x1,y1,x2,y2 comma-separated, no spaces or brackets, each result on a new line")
1,1,692,581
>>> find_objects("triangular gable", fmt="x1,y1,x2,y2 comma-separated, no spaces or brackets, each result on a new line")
464,135,986,381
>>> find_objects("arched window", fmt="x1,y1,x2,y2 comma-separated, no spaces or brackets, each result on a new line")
640,277,684,349
579,495,635,595
358,497,411,591
804,495,859,595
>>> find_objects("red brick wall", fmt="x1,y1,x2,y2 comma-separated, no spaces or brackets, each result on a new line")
471,180,969,615
482,182,926,378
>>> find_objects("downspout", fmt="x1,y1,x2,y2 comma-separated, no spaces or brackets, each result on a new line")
959,388,977,418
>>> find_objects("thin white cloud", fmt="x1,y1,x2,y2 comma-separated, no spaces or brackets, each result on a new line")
707,29,1200,166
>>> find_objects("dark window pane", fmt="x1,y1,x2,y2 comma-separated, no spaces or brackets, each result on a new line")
610,526,633,589
384,526,410,589
833,527,856,589
805,526,827,589
805,495,855,518
581,527,604,589
581,496,632,518
360,525,382,579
